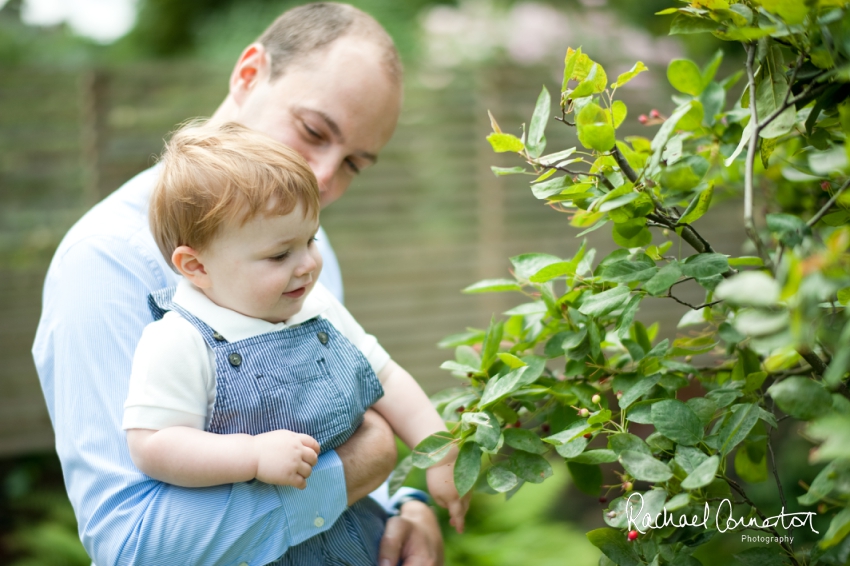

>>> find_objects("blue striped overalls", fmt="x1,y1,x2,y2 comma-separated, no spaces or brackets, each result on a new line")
149,287,388,566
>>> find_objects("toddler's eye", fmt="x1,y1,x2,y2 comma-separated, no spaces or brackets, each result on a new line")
269,252,289,262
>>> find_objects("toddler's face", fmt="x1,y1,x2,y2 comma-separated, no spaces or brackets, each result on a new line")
198,202,322,323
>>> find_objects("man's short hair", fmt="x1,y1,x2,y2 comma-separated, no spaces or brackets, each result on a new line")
257,2,402,81
150,121,320,268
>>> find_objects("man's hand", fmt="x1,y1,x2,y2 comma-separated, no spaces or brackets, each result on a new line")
336,409,397,504
378,500,444,566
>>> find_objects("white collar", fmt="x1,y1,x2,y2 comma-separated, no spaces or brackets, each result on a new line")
172,278,330,342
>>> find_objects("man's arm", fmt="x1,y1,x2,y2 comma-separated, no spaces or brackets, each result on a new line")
33,235,396,565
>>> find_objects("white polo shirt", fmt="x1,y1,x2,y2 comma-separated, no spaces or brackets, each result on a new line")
123,279,390,431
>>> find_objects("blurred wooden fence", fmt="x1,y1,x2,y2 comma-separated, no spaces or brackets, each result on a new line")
0,61,745,456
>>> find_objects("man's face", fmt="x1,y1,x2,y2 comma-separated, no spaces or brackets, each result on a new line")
234,37,402,209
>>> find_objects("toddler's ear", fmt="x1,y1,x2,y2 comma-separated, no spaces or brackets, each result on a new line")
172,246,210,288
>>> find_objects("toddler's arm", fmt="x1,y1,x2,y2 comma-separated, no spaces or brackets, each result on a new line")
373,360,470,532
127,427,320,488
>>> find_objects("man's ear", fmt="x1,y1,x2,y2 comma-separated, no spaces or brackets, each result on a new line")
229,43,271,107
172,246,211,288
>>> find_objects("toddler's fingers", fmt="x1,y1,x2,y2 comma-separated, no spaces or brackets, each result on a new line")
301,445,319,466
447,499,466,534
291,474,307,490
297,460,313,479
298,434,320,455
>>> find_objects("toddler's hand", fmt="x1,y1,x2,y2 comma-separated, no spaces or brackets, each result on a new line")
426,446,471,533
252,430,320,488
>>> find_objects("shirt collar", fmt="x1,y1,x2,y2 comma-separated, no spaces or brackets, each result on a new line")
172,278,330,342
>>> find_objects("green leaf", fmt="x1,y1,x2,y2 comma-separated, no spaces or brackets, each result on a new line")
486,133,524,153
674,445,708,475
576,103,615,152
609,433,652,456
511,253,563,281
527,86,550,158
412,432,455,468
680,253,729,278
487,465,519,492
530,175,571,200
665,493,691,512
687,398,717,427
617,295,642,339
644,262,682,296
388,454,414,496
681,455,720,489
579,285,631,317
728,256,763,267
620,450,673,482
715,271,780,307
587,528,641,566
766,213,809,248
569,449,619,465
509,450,553,483
668,59,704,96
670,13,719,35
702,49,723,88
503,428,549,455
649,102,694,173
529,261,574,283
473,410,501,450
735,445,768,483
768,377,833,421
680,185,714,225
651,399,704,446
760,0,808,25
568,462,603,496
480,316,504,370
491,166,527,176
613,61,648,89
480,366,529,406
454,441,482,496
600,257,658,284
799,461,838,506
497,352,526,370
619,374,662,410
661,155,710,191
822,507,850,549
756,74,796,139
463,278,522,294
718,403,760,457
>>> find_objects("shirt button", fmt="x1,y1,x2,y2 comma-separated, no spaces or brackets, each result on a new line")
238,563,248,566
228,353,242,367
212,332,226,341
314,516,325,528
317,332,329,345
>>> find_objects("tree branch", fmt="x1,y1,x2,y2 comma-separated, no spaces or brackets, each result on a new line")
807,176,850,227
727,477,800,566
744,43,776,272
664,292,721,311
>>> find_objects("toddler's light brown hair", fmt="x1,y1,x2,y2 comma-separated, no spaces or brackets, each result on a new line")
150,121,320,268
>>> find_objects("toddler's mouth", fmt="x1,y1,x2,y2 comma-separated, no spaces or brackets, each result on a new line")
283,286,307,298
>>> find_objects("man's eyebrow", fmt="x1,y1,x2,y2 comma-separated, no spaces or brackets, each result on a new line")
295,106,378,164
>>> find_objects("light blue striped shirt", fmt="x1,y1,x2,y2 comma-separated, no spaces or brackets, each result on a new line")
31,166,409,565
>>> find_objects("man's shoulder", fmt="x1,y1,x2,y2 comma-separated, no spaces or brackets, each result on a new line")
50,166,168,279
57,166,159,256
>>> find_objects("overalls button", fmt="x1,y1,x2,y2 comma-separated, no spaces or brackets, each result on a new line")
212,332,225,341
228,353,242,367
314,516,325,527
317,332,329,345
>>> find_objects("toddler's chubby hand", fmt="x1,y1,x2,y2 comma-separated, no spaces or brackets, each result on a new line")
426,445,471,533
252,430,320,488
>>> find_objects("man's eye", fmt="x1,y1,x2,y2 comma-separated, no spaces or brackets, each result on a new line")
304,124,321,139
345,159,360,174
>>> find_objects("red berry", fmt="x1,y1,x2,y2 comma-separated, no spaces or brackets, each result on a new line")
598,496,607,503
623,481,633,492
649,109,660,119
456,406,465,413
628,530,638,541
821,181,831,191
638,114,648,124
583,433,593,439
541,423,551,433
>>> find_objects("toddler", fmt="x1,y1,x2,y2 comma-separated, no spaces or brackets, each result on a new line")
123,121,467,565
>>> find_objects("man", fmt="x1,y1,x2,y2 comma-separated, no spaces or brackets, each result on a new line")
32,3,443,565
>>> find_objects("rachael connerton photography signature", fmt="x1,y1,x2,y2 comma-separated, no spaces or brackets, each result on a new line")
623,492,819,535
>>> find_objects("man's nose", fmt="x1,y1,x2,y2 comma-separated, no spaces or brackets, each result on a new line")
309,159,336,197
